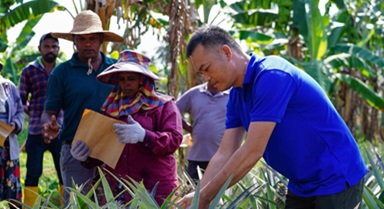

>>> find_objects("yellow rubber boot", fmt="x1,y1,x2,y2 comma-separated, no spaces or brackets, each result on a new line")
23,186,39,208
58,184,64,207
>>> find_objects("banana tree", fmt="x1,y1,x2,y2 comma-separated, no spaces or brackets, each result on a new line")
0,0,66,83
305,0,384,139
0,0,65,51
86,0,222,97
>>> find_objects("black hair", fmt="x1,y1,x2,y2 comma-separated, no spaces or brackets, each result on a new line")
186,25,242,58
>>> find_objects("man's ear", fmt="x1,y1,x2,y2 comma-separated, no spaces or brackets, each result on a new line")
221,45,232,60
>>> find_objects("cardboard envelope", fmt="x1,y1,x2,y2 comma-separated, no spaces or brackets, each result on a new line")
73,109,125,169
0,120,13,147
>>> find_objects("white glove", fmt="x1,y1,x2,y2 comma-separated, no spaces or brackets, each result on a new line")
114,115,145,144
70,141,91,162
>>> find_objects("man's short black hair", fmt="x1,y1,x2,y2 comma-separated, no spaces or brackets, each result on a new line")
186,25,242,58
39,33,59,45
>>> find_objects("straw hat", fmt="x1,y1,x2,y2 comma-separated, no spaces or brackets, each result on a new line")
97,50,159,84
51,10,123,42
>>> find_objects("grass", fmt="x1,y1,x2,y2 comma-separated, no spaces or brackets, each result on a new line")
19,151,61,205
0,150,61,208
1,121,382,208
1,118,62,207
12,140,384,209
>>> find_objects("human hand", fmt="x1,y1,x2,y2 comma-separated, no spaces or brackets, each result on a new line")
176,192,195,209
9,122,16,133
42,115,60,143
70,141,90,162
113,115,145,144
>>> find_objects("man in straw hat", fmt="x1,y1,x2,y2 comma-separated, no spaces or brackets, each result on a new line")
41,10,123,204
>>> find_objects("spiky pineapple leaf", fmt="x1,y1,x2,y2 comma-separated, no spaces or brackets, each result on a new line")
208,174,234,209
97,168,118,208
66,187,99,209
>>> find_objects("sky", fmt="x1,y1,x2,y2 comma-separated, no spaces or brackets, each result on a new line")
7,0,236,58
8,0,129,57
6,0,333,60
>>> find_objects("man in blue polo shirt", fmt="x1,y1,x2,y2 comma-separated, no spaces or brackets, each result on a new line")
178,25,367,209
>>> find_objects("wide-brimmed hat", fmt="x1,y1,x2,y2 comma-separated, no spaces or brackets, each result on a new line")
97,50,159,84
51,10,123,42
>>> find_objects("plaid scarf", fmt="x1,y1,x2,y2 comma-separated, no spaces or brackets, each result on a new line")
101,76,172,117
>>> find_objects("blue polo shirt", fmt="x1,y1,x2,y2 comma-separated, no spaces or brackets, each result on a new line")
44,52,115,143
226,54,367,197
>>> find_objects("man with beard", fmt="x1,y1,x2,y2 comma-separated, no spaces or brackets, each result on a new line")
19,33,64,207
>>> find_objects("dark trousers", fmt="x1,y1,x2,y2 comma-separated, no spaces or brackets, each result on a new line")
187,160,209,183
285,178,364,209
60,144,96,205
25,134,63,186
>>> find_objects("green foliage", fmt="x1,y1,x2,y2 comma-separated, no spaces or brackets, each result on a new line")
336,74,384,110
0,0,70,84
18,151,62,207
5,141,384,208
361,143,384,208
0,0,66,52
0,0,63,33
1,0,383,207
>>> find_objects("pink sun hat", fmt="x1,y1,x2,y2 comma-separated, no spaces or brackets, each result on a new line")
97,50,159,85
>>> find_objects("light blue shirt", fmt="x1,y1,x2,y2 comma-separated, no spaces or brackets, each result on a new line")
176,83,229,161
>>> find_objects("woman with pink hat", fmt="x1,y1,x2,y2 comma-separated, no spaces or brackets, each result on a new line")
70,50,183,205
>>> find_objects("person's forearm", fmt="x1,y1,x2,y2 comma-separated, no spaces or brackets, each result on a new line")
182,120,192,133
23,105,29,115
200,145,263,206
200,151,231,187
200,129,245,188
199,122,275,206
41,110,58,124
197,151,235,207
